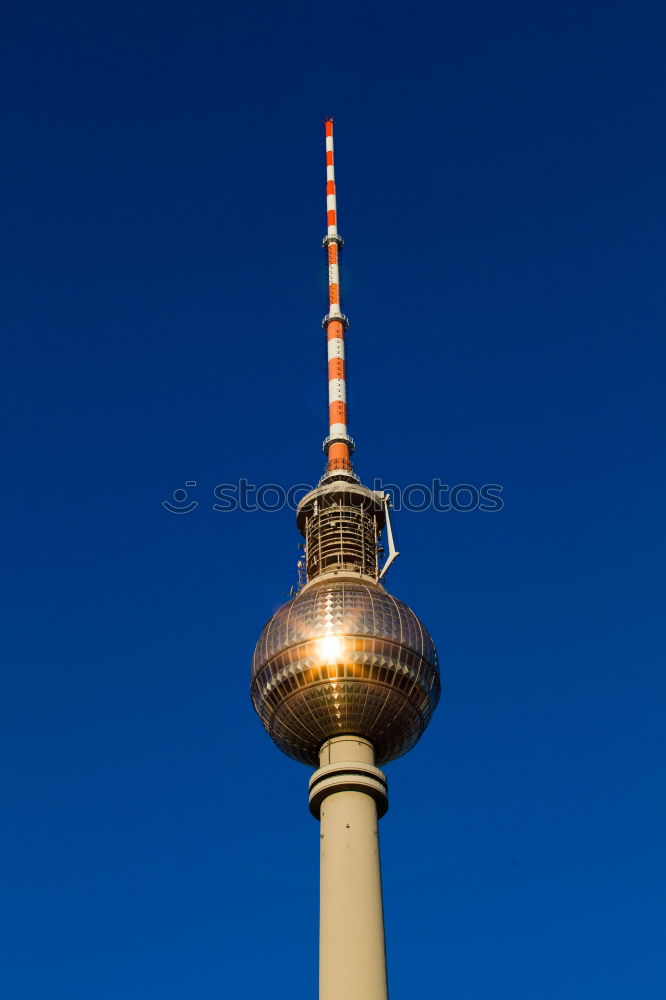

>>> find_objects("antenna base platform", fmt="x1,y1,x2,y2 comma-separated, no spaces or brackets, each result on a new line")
322,433,355,456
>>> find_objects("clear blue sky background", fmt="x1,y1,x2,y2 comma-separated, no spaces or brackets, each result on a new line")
2,1,664,997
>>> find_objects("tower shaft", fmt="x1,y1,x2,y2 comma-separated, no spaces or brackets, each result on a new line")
311,737,389,1000
322,119,353,477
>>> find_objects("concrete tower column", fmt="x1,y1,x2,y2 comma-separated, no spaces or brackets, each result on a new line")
309,736,389,1000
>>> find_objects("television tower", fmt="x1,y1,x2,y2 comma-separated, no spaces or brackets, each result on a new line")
251,119,441,1000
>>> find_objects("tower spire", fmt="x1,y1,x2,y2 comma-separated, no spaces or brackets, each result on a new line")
322,118,354,479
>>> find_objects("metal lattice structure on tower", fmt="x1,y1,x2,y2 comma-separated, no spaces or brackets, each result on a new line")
251,120,441,1000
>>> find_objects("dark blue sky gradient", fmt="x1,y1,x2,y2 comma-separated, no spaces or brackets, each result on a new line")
3,2,665,997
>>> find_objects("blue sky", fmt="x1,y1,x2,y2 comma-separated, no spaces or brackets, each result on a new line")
2,1,665,997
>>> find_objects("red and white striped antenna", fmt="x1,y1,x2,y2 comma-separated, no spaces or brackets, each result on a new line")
321,118,355,480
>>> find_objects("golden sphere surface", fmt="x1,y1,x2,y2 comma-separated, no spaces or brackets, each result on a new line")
251,579,440,765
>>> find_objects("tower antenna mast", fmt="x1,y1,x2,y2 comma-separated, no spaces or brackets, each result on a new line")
322,117,355,479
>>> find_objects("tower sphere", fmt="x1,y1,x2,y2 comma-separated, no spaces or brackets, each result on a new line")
251,578,441,766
